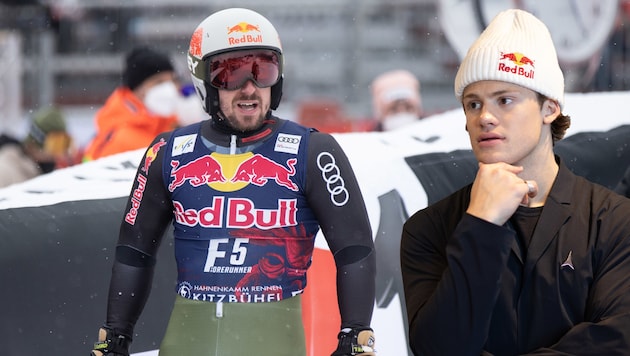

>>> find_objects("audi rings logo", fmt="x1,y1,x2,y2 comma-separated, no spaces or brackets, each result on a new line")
317,152,349,207
277,136,300,144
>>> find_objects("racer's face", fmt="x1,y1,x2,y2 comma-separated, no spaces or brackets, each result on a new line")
218,80,271,132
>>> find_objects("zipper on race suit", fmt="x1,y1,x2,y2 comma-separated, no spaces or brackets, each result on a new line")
230,135,236,155
216,301,224,318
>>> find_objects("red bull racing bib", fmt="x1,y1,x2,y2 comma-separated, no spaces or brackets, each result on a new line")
162,121,320,303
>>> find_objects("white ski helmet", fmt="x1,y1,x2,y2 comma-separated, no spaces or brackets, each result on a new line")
187,8,284,117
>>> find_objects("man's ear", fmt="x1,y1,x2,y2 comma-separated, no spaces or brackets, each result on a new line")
542,99,560,124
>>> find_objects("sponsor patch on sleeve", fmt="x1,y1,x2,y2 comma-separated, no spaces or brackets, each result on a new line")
275,133,301,154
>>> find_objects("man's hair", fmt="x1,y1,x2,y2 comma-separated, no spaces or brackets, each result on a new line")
536,93,570,143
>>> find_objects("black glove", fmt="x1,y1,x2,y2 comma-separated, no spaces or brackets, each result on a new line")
331,327,376,356
90,326,131,356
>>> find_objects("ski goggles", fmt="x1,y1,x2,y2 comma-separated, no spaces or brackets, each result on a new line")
206,49,281,90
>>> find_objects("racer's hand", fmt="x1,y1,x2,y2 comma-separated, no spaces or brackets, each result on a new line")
90,327,131,356
331,327,376,356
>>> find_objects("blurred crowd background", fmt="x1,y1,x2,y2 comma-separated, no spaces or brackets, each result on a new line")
1,0,630,144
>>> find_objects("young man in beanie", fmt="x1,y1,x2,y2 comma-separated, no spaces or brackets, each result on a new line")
370,69,424,131
401,9,630,355
82,46,180,161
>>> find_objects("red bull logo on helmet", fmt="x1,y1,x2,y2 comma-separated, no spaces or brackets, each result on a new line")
227,22,263,46
497,51,535,79
227,22,260,34
189,27,203,59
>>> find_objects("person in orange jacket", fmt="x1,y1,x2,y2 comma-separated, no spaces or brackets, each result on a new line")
83,47,180,161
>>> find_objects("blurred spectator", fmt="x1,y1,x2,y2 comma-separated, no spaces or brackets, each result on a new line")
175,82,207,126
370,69,424,131
82,46,180,161
0,107,73,188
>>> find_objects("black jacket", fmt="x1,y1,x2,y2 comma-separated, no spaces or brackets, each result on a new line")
401,158,630,355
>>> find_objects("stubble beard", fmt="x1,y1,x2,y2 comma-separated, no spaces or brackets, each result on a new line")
224,93,267,132
226,112,265,132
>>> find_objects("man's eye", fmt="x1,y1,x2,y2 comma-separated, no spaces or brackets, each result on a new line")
468,102,480,110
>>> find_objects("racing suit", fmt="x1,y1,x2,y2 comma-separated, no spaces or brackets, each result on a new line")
102,115,375,355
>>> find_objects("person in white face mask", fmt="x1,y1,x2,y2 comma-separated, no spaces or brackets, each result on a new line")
370,69,424,131
83,46,182,161
142,80,181,117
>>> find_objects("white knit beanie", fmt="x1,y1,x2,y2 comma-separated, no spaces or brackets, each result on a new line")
454,9,565,109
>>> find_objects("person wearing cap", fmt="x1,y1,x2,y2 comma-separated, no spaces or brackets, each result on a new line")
370,69,423,131
401,9,630,355
89,8,376,356
82,46,180,161
0,107,73,188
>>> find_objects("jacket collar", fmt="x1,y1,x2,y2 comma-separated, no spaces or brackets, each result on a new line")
520,156,573,275
200,114,283,148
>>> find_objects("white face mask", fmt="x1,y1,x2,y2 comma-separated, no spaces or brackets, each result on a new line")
143,81,180,117
382,112,418,131
175,94,207,126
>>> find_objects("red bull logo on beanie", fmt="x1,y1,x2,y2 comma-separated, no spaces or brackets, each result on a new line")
227,22,263,45
498,51,535,79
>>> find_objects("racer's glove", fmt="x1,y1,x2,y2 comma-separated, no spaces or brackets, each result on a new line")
331,327,376,356
90,326,131,356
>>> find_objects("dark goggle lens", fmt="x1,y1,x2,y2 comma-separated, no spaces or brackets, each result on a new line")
209,50,280,90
